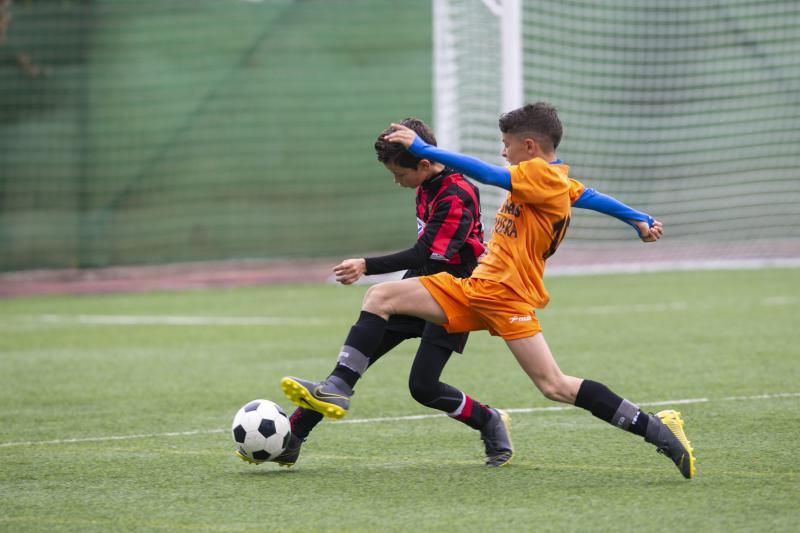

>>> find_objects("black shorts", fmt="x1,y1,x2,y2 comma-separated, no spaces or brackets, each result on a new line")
386,314,468,354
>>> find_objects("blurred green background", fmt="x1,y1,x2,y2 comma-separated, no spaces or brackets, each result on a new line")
1,0,799,272
0,0,432,270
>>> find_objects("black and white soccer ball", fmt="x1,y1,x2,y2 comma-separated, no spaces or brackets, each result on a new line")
231,399,291,463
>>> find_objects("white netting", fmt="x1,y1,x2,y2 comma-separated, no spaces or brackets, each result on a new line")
433,0,800,266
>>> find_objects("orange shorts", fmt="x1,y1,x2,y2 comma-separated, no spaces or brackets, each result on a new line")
419,272,541,341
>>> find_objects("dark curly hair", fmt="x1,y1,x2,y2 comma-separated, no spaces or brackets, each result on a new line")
375,118,437,169
498,102,562,152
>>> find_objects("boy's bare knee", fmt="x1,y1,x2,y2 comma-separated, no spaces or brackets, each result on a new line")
538,382,561,402
362,279,440,323
362,284,392,316
362,285,382,311
537,377,573,404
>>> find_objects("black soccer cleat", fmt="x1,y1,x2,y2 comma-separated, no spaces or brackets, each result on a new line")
271,432,304,468
480,407,514,467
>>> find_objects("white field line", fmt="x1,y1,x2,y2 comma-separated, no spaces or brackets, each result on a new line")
22,314,333,326
546,302,689,315
9,294,794,328
352,261,800,281
546,258,800,277
2,391,798,448
762,296,799,306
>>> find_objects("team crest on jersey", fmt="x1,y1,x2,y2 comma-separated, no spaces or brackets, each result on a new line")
417,217,425,236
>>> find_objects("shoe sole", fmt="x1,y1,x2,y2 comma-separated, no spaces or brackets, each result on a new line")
234,450,264,465
236,450,296,467
280,377,347,420
488,409,514,467
655,409,696,479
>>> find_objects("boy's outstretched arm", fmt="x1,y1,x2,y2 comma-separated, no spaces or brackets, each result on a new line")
333,243,428,285
632,218,663,242
384,124,512,190
385,123,662,242
573,186,663,242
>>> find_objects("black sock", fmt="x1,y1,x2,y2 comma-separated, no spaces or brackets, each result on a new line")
290,314,391,441
450,394,493,430
574,379,648,437
288,407,322,440
330,329,407,389
407,340,491,430
332,311,388,384
330,365,360,389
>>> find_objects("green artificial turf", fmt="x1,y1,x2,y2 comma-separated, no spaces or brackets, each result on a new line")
1,268,799,531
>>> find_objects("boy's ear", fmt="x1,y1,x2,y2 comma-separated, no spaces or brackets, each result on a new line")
524,137,538,154
417,159,433,171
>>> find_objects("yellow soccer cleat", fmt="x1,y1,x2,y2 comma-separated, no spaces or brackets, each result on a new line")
645,409,696,479
234,449,262,465
280,376,351,420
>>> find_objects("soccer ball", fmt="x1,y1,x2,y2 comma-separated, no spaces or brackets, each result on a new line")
231,399,291,463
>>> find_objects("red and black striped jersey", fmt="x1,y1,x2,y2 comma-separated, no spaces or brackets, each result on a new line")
364,168,484,279
413,168,484,276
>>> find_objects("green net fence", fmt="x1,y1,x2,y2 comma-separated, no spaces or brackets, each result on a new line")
2,0,800,273
525,0,800,246
0,0,432,271
434,0,800,262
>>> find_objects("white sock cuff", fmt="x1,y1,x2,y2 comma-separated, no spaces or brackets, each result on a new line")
448,392,467,417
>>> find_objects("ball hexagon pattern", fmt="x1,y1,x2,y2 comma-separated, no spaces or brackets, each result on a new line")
231,399,291,464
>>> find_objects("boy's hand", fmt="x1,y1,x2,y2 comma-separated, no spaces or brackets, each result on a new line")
383,123,417,148
333,258,367,285
635,219,663,242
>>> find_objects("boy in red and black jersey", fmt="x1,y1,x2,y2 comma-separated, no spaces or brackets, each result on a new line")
286,119,494,453
361,165,484,280
408,167,486,276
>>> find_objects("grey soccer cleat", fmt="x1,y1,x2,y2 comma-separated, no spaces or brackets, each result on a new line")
480,408,514,467
271,432,304,467
280,376,352,420
645,409,696,479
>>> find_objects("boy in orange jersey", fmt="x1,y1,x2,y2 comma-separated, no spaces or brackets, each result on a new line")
264,117,657,469
283,103,695,477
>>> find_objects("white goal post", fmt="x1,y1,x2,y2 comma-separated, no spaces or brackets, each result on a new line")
433,0,522,152
433,0,524,236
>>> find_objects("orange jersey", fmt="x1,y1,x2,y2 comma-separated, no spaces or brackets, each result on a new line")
568,177,586,203
471,159,583,308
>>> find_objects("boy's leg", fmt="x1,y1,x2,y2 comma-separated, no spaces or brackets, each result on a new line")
288,330,409,440
505,334,582,403
331,327,411,388
408,334,513,466
282,278,446,418
362,277,449,323
505,334,696,479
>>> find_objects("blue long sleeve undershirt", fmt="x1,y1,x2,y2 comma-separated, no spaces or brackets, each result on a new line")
408,136,653,232
572,188,654,231
409,137,512,189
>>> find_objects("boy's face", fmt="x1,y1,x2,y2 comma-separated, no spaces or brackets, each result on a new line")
384,161,430,189
501,132,537,165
